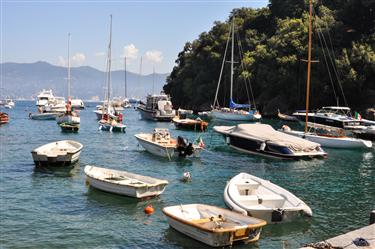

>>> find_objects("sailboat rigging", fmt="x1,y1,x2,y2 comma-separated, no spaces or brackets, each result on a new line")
280,0,372,149
98,15,126,132
211,17,261,121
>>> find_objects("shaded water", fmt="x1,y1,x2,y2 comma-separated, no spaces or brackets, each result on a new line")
0,101,374,248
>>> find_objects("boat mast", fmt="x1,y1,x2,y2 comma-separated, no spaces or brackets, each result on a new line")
304,0,313,133
107,15,112,108
230,17,235,104
152,65,155,95
67,33,71,100
124,56,127,99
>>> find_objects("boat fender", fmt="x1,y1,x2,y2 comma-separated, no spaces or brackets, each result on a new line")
29,113,32,119
271,209,284,222
260,142,266,151
226,136,230,144
281,125,291,131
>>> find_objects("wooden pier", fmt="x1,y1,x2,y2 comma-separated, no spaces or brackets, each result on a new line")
301,224,374,249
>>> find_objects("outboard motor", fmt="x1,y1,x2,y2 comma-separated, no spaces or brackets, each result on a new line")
177,136,190,157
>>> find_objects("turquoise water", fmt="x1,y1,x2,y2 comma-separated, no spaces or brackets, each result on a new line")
1,101,374,249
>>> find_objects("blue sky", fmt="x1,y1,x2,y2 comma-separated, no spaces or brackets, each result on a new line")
2,0,268,74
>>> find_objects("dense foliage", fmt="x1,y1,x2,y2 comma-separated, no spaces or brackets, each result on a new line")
164,0,375,114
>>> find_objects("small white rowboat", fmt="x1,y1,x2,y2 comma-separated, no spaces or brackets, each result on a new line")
163,204,266,247
31,140,83,166
224,173,312,223
84,165,168,198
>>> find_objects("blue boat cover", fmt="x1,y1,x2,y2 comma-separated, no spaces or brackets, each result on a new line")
229,99,251,109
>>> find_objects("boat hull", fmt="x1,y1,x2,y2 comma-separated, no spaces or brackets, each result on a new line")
281,130,372,149
32,150,81,166
211,109,261,121
60,123,79,133
135,135,201,158
172,118,208,131
30,112,59,120
56,114,80,124
98,122,126,132
137,106,175,121
85,175,166,198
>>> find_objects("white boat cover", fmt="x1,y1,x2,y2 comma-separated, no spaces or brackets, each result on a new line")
216,124,321,152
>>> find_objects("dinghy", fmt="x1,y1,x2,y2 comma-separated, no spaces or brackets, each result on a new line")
162,204,266,247
29,112,60,120
213,124,327,159
172,116,208,132
84,165,168,198
134,128,202,159
224,173,312,223
98,119,126,132
0,112,9,124
277,109,298,121
60,123,79,133
31,140,83,166
280,125,372,149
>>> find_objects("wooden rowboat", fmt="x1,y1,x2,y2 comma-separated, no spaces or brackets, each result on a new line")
84,165,168,198
163,204,266,247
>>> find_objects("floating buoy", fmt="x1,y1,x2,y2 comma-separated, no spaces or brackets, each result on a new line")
144,205,154,215
182,171,191,182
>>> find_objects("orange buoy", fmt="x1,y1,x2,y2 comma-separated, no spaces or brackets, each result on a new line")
144,205,154,215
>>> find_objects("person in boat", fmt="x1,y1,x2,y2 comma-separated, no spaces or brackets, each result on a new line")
65,101,72,115
37,106,43,113
118,113,123,123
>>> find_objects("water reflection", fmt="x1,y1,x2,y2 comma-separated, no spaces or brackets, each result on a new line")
32,162,80,177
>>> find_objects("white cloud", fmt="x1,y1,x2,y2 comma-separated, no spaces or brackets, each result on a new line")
71,53,86,66
95,52,105,57
57,53,86,67
123,44,138,59
57,56,66,66
145,50,163,63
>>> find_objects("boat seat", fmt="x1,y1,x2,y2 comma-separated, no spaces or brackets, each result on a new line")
238,194,285,208
190,216,224,224
236,179,259,195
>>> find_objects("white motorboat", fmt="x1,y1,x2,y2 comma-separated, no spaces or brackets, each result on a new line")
280,125,372,149
137,92,176,121
4,98,15,109
213,124,327,159
84,165,168,198
134,128,202,159
224,173,312,223
36,89,55,107
211,17,261,122
162,204,266,247
70,98,85,109
29,112,60,120
31,140,83,166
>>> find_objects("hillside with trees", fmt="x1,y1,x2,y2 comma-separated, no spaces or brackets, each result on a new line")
163,0,375,115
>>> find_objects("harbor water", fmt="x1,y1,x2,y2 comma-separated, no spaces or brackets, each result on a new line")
1,101,374,248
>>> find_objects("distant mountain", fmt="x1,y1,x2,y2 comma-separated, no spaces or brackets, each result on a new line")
0,61,169,100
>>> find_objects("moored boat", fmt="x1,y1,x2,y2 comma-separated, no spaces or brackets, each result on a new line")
353,126,375,141
162,204,266,247
224,173,312,223
0,112,9,124
172,116,208,132
134,128,202,158
213,124,327,159
29,112,60,120
84,165,168,198
98,119,126,132
31,140,83,166
137,92,176,121
60,123,79,132
280,125,372,149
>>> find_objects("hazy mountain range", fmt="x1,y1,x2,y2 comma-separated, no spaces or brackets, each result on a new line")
0,61,169,100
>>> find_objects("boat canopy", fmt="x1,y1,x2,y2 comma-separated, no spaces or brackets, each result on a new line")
229,99,251,109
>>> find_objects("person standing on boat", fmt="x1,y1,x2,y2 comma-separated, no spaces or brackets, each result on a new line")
65,100,72,115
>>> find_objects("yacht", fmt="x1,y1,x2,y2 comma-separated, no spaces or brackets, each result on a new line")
292,106,366,131
137,92,175,121
36,89,55,107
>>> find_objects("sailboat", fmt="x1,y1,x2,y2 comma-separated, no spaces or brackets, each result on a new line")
122,57,131,108
211,17,261,121
279,0,372,149
98,15,126,133
56,33,81,127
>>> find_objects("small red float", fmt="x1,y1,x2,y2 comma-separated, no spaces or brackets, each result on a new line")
144,205,154,215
